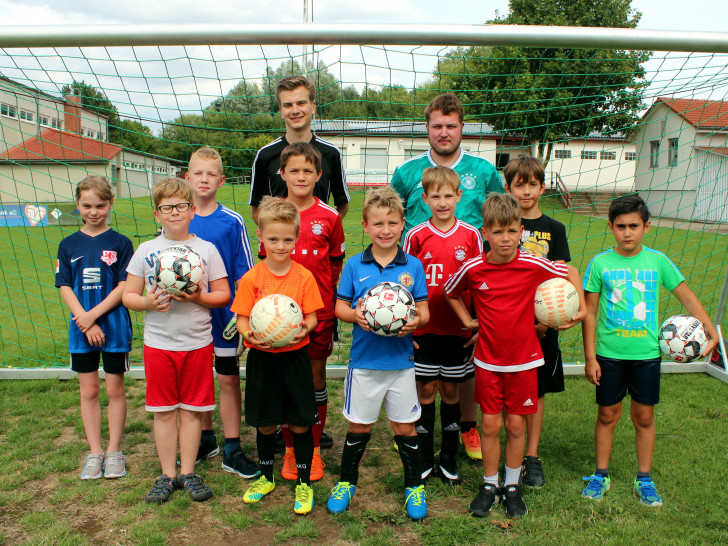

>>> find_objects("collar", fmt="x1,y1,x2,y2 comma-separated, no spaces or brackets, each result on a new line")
361,244,408,267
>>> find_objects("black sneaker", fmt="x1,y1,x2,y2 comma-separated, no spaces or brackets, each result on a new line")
195,438,220,464
275,428,286,453
501,484,528,518
438,453,462,486
222,449,261,479
145,474,176,504
521,456,545,488
320,430,334,449
468,483,500,517
176,473,213,502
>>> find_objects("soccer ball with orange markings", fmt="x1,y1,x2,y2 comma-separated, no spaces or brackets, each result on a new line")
534,278,579,328
249,294,304,348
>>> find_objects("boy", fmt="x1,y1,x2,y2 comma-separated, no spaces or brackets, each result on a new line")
326,186,430,520
186,146,258,479
402,166,483,485
123,178,230,504
231,197,323,515
504,156,571,488
444,193,585,518
581,194,718,506
258,142,345,482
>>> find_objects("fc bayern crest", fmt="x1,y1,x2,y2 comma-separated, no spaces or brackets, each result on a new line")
398,272,414,287
311,221,324,235
454,247,466,261
100,250,117,266
460,173,476,190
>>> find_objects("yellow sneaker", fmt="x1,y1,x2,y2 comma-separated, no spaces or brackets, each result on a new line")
311,453,325,482
460,428,483,460
243,475,275,503
294,482,314,515
281,450,298,481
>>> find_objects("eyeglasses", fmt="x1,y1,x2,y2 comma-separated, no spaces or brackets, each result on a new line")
156,202,192,214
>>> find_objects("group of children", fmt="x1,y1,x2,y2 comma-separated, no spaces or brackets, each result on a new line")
56,133,718,520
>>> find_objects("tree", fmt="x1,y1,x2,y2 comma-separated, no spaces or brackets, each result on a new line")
61,80,121,143
117,120,165,156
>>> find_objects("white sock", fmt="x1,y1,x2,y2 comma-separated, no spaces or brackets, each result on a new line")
483,473,499,487
504,465,521,486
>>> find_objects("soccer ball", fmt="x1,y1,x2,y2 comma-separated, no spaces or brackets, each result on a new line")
534,277,579,328
658,314,708,363
361,282,416,337
249,294,304,348
154,245,204,296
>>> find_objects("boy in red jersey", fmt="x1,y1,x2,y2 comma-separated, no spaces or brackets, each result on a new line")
444,193,585,518
402,166,483,485
258,142,345,482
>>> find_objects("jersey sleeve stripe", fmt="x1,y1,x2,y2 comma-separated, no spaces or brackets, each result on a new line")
248,137,282,205
315,135,350,200
519,253,568,275
443,256,482,293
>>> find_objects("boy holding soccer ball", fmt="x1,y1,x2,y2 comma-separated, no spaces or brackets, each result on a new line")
326,186,430,520
581,195,718,506
123,178,230,504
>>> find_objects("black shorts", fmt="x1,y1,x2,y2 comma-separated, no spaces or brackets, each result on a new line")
595,355,661,406
215,355,240,376
244,347,318,428
70,352,129,374
538,329,565,397
413,334,475,383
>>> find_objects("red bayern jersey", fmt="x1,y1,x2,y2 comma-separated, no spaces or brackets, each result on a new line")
444,249,568,371
403,219,483,337
259,197,345,320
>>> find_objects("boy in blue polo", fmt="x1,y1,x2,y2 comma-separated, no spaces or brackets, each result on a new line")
326,186,430,520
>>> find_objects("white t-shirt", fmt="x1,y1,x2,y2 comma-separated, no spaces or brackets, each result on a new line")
127,235,227,351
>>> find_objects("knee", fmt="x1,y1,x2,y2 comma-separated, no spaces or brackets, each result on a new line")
632,410,654,430
597,406,621,427
440,382,459,403
217,374,241,390
418,381,438,402
80,381,100,401
504,414,526,437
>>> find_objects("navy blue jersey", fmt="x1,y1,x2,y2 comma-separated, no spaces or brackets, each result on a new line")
55,229,133,353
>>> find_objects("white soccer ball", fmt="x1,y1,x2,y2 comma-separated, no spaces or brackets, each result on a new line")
154,245,204,296
534,277,579,328
249,294,304,348
362,281,416,337
658,314,708,363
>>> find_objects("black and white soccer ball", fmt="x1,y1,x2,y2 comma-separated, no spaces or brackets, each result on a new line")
361,281,416,337
658,314,708,363
154,245,204,296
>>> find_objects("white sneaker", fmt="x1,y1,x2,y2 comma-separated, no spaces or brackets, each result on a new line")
81,452,105,479
104,451,126,478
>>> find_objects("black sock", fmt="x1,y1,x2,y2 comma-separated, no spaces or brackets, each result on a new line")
416,402,436,469
395,435,423,489
256,429,276,482
340,432,370,486
460,421,477,434
637,471,650,480
596,468,609,478
224,437,241,458
440,400,461,459
291,429,314,485
201,429,216,444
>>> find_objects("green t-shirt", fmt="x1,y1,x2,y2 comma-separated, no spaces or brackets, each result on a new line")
390,149,503,239
583,246,685,359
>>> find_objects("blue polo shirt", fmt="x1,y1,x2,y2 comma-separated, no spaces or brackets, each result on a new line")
337,245,427,370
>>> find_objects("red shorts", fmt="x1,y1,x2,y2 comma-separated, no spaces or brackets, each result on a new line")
474,366,538,415
307,318,334,361
144,344,216,412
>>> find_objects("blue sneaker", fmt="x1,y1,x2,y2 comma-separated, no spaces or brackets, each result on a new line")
634,478,663,506
581,474,611,501
404,485,427,520
327,482,356,513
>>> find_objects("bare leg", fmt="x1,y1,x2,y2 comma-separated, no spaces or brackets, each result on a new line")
78,372,102,454
179,409,203,476
154,410,178,477
504,413,527,469
595,403,622,470
631,400,655,474
458,378,478,422
525,396,545,458
218,374,242,439
104,373,127,452
480,413,502,477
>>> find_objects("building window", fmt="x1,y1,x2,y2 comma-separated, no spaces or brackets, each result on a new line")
625,152,637,161
554,149,571,159
581,151,598,160
362,147,388,171
19,109,34,122
650,140,660,168
1,103,17,118
600,151,616,160
668,138,678,166
86,129,95,139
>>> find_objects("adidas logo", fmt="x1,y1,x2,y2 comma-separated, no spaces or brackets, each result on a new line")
415,425,428,434
411,404,419,413
424,251,432,259
479,281,489,290
443,423,460,431
523,398,534,407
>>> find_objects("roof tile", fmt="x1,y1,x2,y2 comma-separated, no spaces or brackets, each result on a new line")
0,128,121,162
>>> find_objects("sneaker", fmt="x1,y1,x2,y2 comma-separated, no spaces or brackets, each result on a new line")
294,482,314,515
468,483,500,517
81,453,105,480
103,451,126,479
320,430,334,449
145,474,176,504
460,428,482,460
281,451,298,481
176,473,213,502
581,474,611,501
404,485,427,520
310,453,325,481
195,438,220,464
438,453,462,486
275,428,286,453
327,482,356,514
222,449,260,479
634,478,663,507
501,484,528,518
521,456,545,488
243,475,275,503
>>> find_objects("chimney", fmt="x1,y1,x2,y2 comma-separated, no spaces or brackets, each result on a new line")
64,93,82,134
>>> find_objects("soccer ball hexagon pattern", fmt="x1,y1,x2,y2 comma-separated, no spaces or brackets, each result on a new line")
534,277,579,328
249,294,304,348
362,281,416,337
658,314,708,363
154,245,204,296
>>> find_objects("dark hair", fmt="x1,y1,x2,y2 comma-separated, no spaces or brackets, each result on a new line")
503,156,545,187
275,75,316,103
280,142,322,173
424,93,464,123
608,194,650,224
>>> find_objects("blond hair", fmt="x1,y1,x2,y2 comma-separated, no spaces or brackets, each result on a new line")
362,186,404,221
421,166,460,194
75,175,113,203
151,177,193,209
481,193,521,229
276,75,316,104
189,146,223,175
257,196,300,235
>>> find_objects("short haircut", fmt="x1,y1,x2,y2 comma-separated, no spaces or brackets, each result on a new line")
481,193,521,229
421,166,460,194
152,177,193,209
275,75,316,104
502,156,545,187
608,194,650,224
76,175,113,202
424,93,464,123
257,196,300,235
189,146,223,174
363,186,404,221
280,142,322,173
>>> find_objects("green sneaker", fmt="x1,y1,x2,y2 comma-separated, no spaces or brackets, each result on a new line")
634,478,663,507
581,474,610,501
294,482,314,515
243,475,275,503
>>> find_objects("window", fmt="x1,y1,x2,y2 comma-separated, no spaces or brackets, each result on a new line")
1,103,17,118
600,151,616,161
19,109,34,122
86,129,95,139
650,140,660,168
581,151,598,160
554,149,571,159
668,138,678,166
625,152,637,161
362,147,388,171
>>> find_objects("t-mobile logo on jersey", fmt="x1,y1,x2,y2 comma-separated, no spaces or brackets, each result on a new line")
425,263,443,287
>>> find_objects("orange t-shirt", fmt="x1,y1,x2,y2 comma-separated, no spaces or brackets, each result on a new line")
231,260,324,353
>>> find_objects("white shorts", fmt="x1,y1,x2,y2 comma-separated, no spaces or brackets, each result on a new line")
343,367,421,424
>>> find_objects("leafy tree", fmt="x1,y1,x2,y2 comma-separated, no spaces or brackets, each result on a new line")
61,80,121,143
117,120,165,156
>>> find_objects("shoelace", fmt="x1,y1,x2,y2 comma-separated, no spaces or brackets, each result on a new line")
582,475,605,492
637,480,658,498
150,477,174,494
182,475,206,492
405,486,425,507
250,478,270,493
331,483,352,500
106,454,124,465
295,484,312,503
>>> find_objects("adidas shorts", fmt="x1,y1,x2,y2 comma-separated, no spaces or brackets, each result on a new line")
474,366,538,415
413,333,475,383
343,367,421,424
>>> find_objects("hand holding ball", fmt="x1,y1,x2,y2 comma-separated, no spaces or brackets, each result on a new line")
534,278,579,328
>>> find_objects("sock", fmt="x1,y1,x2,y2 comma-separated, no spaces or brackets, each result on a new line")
637,471,651,481
201,429,216,444
256,429,276,482
224,437,241,458
291,429,314,485
460,421,477,434
416,402,436,468
281,422,293,450
340,432,370,486
596,468,609,478
440,400,461,460
484,473,499,487
312,387,328,449
395,435,423,489
505,464,521,486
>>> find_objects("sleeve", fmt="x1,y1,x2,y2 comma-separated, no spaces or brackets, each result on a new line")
473,229,484,254
329,147,350,207
337,259,355,302
444,262,470,299
234,219,255,279
410,258,428,302
248,148,269,208
206,246,228,283
329,216,345,284
401,228,415,254
660,253,686,291
487,165,505,194
390,168,407,216
301,270,325,314
230,272,256,317
549,220,571,263
55,238,71,288
117,235,134,282
126,246,146,279
583,256,602,293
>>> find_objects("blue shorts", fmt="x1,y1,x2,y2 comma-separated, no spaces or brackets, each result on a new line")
595,355,661,406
